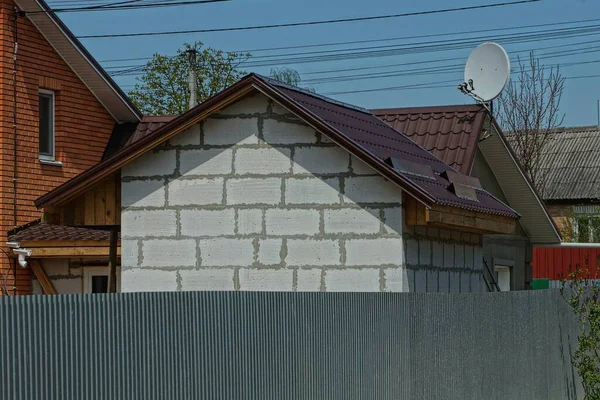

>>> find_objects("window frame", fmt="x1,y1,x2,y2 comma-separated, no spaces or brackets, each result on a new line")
38,89,55,162
83,266,120,294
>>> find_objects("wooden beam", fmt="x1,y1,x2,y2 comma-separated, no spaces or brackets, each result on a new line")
29,259,57,295
19,240,118,248
29,247,121,258
425,205,516,235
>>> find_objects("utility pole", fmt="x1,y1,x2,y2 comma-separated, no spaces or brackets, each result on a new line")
186,49,198,110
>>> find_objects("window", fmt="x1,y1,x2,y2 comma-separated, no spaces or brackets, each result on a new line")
572,207,600,243
39,90,55,161
83,267,120,293
494,265,511,292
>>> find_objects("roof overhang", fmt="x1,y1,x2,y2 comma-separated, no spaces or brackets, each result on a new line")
478,120,561,244
15,0,141,123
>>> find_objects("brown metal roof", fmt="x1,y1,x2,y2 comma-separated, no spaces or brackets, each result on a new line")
372,105,486,174
9,222,119,242
124,116,175,148
35,74,518,218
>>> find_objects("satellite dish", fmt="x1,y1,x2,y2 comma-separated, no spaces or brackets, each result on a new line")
462,42,510,102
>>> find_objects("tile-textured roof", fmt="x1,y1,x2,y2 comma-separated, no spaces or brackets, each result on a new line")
538,126,600,201
9,222,119,242
372,105,486,174
124,116,175,148
36,74,518,218
267,78,516,217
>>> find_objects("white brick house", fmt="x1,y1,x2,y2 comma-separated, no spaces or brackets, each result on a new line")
24,74,519,294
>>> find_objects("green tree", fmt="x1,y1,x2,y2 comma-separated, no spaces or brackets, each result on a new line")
562,258,600,399
129,42,250,116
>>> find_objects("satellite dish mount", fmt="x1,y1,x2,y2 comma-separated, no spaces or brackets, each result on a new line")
458,42,511,115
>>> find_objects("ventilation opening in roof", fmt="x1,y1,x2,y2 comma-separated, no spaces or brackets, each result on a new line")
448,183,479,202
384,157,436,181
441,170,482,189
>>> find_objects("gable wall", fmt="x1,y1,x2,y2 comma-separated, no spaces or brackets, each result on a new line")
120,93,485,293
121,93,407,292
0,2,117,294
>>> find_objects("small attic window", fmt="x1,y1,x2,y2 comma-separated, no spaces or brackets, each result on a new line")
39,90,55,161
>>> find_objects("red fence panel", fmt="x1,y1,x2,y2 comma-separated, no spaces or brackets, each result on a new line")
532,247,600,280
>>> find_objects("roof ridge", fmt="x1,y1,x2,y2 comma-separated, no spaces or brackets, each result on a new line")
255,74,372,115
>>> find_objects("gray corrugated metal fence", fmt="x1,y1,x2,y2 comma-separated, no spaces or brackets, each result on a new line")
0,290,581,399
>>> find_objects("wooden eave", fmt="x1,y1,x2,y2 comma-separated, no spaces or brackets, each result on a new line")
404,195,517,235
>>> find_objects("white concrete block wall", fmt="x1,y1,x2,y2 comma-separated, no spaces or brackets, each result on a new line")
121,92,484,293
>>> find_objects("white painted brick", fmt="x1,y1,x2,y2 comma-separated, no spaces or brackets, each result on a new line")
324,208,380,234
121,269,178,292
122,210,177,238
204,117,259,146
285,178,340,205
286,239,340,266
170,124,200,146
296,269,321,291
325,269,380,292
262,118,316,144
179,149,233,176
265,209,320,236
141,239,197,267
218,94,268,115
168,178,224,206
345,238,403,266
344,176,402,204
258,239,282,266
350,155,377,175
239,269,293,291
180,209,235,237
121,240,139,268
179,268,235,291
199,238,254,267
238,209,263,234
384,268,411,292
293,147,349,175
383,207,403,235
234,148,291,175
122,180,166,208
227,178,281,205
122,150,176,177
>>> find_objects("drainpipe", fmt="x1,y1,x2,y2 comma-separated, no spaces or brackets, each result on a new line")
10,8,22,294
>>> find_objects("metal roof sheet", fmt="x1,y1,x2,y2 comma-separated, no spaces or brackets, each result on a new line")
9,222,118,242
372,105,486,174
35,74,518,218
537,126,600,201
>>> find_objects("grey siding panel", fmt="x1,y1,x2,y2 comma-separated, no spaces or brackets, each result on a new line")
0,291,581,400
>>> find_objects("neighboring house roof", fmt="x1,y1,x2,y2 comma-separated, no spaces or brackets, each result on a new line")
35,74,518,219
373,105,486,174
103,116,174,160
14,0,141,122
9,221,119,242
538,126,600,202
373,105,561,244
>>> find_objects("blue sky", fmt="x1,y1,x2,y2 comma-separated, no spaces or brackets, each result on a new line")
54,0,600,125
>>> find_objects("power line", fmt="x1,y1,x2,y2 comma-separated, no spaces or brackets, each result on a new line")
107,24,600,77
26,0,230,14
78,0,541,39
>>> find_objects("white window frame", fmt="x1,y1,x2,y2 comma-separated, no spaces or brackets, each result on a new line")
83,267,120,294
494,265,511,292
39,89,55,162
